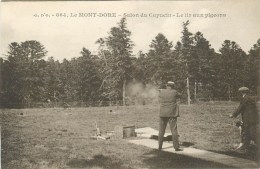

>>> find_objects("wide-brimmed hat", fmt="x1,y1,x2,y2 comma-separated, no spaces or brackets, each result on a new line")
166,81,175,86
238,87,249,92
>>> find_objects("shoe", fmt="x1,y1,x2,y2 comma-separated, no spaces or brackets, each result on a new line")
175,148,183,151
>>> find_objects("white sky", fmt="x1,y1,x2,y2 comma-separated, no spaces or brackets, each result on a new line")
1,0,260,61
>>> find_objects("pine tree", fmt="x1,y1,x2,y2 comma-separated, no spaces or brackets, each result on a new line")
219,40,247,100
73,48,102,103
3,41,47,107
247,39,260,94
43,57,61,105
193,32,215,100
180,20,194,105
147,33,174,87
97,17,134,105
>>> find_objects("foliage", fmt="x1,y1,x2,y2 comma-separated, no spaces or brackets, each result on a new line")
146,33,174,87
97,17,134,104
218,40,247,100
246,39,260,93
192,32,216,100
1,19,259,108
2,41,47,107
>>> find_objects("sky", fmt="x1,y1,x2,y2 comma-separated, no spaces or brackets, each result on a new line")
1,0,260,61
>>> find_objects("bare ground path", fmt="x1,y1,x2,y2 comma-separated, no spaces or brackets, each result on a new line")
129,138,258,168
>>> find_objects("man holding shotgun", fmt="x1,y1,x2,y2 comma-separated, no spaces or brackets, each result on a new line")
158,81,182,151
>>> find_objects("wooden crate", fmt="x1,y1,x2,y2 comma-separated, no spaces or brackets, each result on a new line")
114,125,136,139
123,125,136,138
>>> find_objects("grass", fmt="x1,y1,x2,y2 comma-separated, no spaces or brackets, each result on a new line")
0,102,258,169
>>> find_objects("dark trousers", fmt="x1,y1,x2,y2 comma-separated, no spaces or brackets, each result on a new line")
158,117,179,150
241,123,257,148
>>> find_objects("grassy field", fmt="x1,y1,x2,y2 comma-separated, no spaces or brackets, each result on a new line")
0,102,258,169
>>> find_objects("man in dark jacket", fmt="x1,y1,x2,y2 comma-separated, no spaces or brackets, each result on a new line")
158,81,182,151
230,87,259,151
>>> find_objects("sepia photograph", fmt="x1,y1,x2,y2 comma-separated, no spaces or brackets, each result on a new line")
0,0,260,168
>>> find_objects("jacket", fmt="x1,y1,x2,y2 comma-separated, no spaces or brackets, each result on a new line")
232,95,259,125
159,88,180,117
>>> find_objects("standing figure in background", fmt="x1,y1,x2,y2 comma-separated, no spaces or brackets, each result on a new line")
230,87,259,152
158,81,182,151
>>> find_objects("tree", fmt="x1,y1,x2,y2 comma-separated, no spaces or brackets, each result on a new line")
180,20,194,105
72,48,102,103
132,51,151,85
2,42,23,107
19,41,47,104
193,32,216,100
43,57,61,104
97,17,134,105
219,40,247,100
247,39,260,94
147,33,174,87
58,58,74,102
2,41,47,107
172,41,188,100
0,58,3,95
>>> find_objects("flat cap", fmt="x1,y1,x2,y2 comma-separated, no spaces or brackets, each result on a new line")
166,81,175,86
238,87,249,92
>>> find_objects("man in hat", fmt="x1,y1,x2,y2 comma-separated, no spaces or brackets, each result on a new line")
158,81,182,151
230,87,259,151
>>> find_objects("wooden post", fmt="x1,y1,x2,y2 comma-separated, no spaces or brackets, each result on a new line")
258,60,260,101
228,85,231,101
123,79,126,106
194,81,197,101
187,77,191,105
0,58,2,94
257,61,260,164
0,58,3,108
185,62,191,105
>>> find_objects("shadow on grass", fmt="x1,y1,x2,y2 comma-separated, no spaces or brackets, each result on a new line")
181,141,195,147
67,154,127,169
142,149,234,168
151,135,196,147
209,149,259,162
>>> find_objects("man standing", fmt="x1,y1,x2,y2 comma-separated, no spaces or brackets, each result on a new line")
158,81,182,151
230,87,259,152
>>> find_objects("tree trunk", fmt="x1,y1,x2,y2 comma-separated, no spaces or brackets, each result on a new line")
258,62,260,101
0,58,2,94
187,77,191,105
123,79,126,106
228,85,231,101
54,90,57,107
194,81,197,101
185,62,191,105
